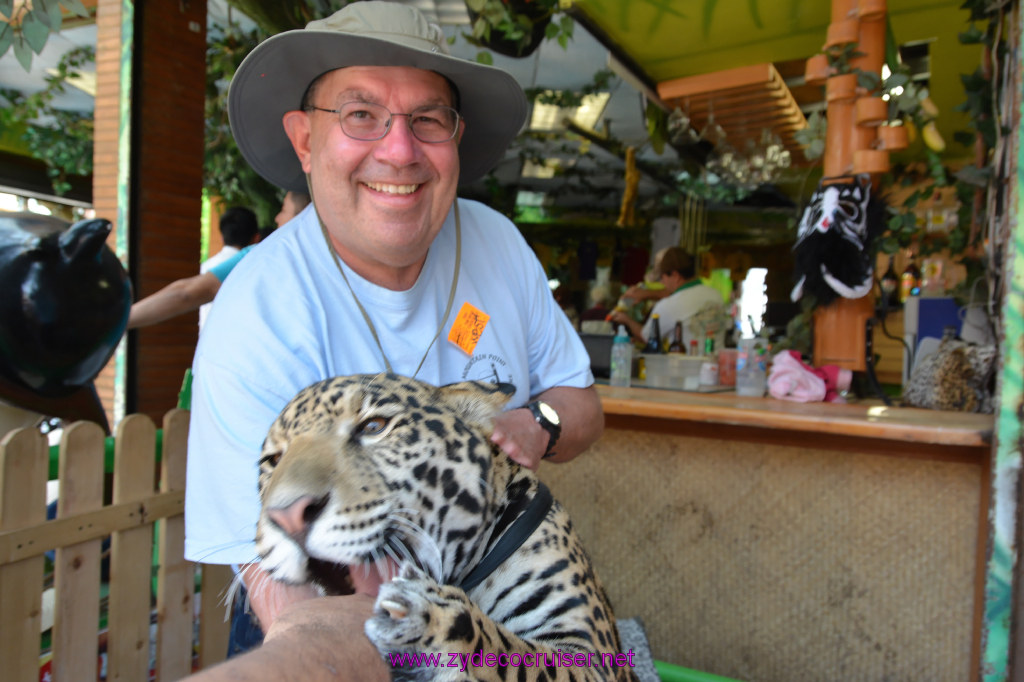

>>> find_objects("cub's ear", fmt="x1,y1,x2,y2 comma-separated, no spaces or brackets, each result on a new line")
437,381,515,426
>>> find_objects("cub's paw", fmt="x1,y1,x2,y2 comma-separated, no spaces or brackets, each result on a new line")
365,570,475,654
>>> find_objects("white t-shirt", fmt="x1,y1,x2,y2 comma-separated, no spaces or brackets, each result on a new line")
184,199,593,564
642,281,725,351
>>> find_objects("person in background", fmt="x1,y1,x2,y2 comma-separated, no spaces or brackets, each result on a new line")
183,1,602,675
579,283,614,334
201,206,259,273
609,246,723,350
199,206,258,328
126,192,310,330
274,189,311,228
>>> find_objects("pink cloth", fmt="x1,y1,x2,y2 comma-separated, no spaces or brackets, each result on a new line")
768,351,851,403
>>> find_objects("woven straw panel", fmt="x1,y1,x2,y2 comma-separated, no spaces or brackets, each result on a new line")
539,428,981,682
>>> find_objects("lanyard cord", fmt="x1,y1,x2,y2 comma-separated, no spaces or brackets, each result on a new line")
309,179,461,378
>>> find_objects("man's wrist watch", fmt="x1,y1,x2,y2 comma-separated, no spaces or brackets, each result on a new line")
527,400,561,459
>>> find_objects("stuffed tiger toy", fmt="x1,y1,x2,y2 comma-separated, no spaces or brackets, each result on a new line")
255,373,639,681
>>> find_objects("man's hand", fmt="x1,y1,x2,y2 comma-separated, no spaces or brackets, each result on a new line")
490,385,603,471
607,311,643,343
491,407,549,470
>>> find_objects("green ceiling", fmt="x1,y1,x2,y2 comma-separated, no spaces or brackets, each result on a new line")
572,0,981,155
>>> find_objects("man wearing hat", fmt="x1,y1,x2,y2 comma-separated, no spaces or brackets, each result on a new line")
183,0,603,669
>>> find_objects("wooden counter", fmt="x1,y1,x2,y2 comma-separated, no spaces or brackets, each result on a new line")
595,384,993,461
540,385,993,681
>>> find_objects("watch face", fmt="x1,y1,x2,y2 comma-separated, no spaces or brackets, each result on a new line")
537,401,559,425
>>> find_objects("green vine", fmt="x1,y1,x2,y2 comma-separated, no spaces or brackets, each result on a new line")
204,21,283,226
0,44,94,196
875,0,1007,309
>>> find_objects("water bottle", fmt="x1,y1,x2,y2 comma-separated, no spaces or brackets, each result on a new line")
735,338,767,397
609,325,632,387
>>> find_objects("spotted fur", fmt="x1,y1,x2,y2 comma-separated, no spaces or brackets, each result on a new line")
901,337,996,413
256,374,638,681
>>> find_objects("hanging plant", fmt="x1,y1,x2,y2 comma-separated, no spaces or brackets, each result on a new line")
463,0,573,59
204,20,283,226
0,0,91,71
0,44,94,196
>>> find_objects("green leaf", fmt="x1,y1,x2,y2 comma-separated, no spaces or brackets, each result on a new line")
880,236,900,254
959,23,984,44
857,70,880,91
13,35,33,71
465,0,487,12
35,0,53,27
0,0,12,18
953,130,975,147
701,0,716,38
471,16,489,41
884,72,910,89
806,139,824,160
954,164,991,187
21,11,51,54
48,0,63,32
746,0,763,29
475,50,493,66
0,22,12,57
60,0,90,18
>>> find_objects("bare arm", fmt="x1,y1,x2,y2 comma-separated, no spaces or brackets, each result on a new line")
237,561,320,633
491,384,604,471
126,272,222,329
622,284,669,303
186,594,388,682
608,310,645,343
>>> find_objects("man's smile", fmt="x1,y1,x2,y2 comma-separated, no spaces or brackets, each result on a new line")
363,181,420,195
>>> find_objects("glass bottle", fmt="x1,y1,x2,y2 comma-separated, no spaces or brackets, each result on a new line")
880,255,900,308
703,330,715,357
900,251,922,303
667,321,685,353
644,314,663,354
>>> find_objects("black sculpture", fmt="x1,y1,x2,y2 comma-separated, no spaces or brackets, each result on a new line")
0,213,132,433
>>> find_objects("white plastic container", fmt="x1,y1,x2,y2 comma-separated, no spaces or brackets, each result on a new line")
643,354,705,390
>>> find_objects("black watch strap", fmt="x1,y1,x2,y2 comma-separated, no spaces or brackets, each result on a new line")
527,400,561,459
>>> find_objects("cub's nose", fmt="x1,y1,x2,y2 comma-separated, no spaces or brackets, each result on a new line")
266,494,329,538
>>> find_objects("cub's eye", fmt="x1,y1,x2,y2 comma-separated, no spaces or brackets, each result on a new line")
259,452,282,468
355,417,390,437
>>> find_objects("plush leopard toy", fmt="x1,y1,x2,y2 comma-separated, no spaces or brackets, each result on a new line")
256,374,638,681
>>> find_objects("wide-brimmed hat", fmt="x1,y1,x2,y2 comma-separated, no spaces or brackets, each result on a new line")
228,1,528,191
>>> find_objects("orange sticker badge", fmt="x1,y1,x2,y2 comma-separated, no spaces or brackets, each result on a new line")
448,302,490,355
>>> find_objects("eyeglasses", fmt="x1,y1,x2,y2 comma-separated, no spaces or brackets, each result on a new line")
306,101,460,143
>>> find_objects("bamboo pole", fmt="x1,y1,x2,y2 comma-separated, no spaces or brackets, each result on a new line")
811,0,887,371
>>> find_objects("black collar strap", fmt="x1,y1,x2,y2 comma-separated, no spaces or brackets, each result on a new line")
459,482,553,591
